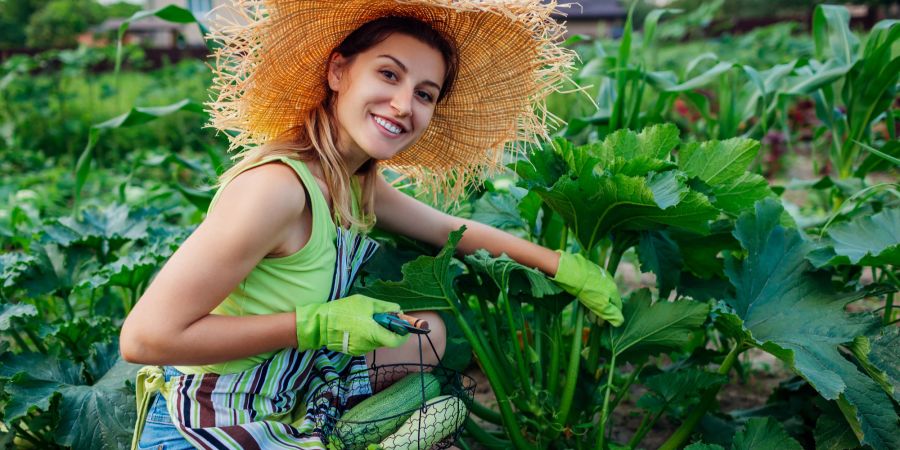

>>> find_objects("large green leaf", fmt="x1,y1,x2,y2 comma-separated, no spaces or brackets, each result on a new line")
0,302,37,331
594,123,681,173
709,172,775,216
722,198,899,450
678,138,759,187
19,244,97,298
677,138,774,215
0,341,140,449
866,328,900,402
514,126,722,251
471,191,529,231
464,249,562,300
637,368,727,413
77,238,176,291
732,417,802,450
42,204,150,250
808,208,900,267
528,169,717,251
355,227,466,311
602,289,709,362
815,405,860,450
0,252,32,291
637,230,683,298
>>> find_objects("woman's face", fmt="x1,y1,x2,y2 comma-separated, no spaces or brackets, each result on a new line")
327,33,446,162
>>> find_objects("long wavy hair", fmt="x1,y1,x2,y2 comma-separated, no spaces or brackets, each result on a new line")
216,16,459,231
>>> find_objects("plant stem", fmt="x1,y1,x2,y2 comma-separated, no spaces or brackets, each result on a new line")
23,326,47,354
548,314,561,396
532,308,545,392
658,342,742,450
451,310,536,450
551,305,585,439
596,349,618,450
469,399,503,425
502,288,531,394
8,326,33,353
464,417,511,449
881,269,899,325
12,422,44,447
609,364,643,414
61,290,75,320
478,298,514,386
628,410,665,449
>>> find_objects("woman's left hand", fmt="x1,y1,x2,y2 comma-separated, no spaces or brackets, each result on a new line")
550,250,624,327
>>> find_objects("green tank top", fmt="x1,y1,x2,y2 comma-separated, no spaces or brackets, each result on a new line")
174,156,359,375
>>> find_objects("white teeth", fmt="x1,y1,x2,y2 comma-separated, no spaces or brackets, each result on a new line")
374,115,402,134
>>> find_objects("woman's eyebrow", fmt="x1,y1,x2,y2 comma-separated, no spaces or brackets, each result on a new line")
377,54,441,91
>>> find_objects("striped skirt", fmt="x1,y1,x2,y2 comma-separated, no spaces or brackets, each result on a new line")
132,226,381,449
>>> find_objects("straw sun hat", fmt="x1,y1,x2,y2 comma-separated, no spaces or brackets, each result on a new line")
206,0,579,200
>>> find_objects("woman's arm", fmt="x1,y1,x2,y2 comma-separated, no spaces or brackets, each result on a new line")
372,174,561,276
119,162,307,365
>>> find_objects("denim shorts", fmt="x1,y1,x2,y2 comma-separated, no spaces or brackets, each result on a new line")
136,366,195,450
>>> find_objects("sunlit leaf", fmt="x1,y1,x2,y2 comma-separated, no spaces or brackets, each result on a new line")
722,198,899,450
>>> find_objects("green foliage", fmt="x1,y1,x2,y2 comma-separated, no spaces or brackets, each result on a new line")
0,340,141,449
731,417,803,450
721,198,899,449
0,3,897,449
809,207,900,267
25,0,106,49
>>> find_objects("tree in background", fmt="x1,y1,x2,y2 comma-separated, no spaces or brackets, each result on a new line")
0,0,49,49
0,0,143,49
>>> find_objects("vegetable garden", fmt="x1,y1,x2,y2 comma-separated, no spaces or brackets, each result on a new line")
0,3,897,449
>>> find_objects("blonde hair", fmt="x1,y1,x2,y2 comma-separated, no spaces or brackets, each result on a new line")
215,104,378,232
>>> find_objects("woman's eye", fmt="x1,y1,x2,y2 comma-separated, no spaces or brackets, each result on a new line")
417,91,435,102
380,70,397,80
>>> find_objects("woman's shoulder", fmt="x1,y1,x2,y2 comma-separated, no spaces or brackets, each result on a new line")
207,160,309,237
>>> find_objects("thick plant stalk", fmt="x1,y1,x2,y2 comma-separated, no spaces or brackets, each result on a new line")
548,315,562,396
596,350,618,450
658,343,742,450
464,417,511,449
451,310,536,450
551,305,586,439
469,399,502,425
502,288,531,392
532,308,545,392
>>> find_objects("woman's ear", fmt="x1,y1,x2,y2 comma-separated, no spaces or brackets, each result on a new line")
327,53,347,91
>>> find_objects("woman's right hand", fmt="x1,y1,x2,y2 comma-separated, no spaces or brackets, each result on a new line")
295,294,409,356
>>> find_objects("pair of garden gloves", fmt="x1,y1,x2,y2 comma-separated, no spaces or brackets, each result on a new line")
294,250,624,357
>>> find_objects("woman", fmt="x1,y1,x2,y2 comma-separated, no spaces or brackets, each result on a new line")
120,1,624,448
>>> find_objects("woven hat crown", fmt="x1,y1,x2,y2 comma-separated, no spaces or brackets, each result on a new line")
206,0,579,201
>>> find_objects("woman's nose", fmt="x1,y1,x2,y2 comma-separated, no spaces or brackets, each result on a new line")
390,89,412,117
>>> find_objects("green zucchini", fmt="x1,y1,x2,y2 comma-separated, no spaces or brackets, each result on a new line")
375,395,467,450
334,372,441,450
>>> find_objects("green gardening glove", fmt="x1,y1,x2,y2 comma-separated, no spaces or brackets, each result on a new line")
550,250,624,327
295,294,410,356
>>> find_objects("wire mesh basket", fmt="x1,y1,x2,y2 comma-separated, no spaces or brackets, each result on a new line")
311,333,476,450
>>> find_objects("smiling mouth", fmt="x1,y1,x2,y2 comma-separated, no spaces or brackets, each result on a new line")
371,114,406,136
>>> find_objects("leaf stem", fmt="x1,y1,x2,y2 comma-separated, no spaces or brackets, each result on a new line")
552,305,585,439
548,314,562,396
596,342,618,450
12,422,45,447
464,417,511,449
469,399,503,425
451,310,536,450
658,341,742,450
23,326,47,354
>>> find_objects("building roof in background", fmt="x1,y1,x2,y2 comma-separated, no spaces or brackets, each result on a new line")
550,0,626,20
90,17,183,33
